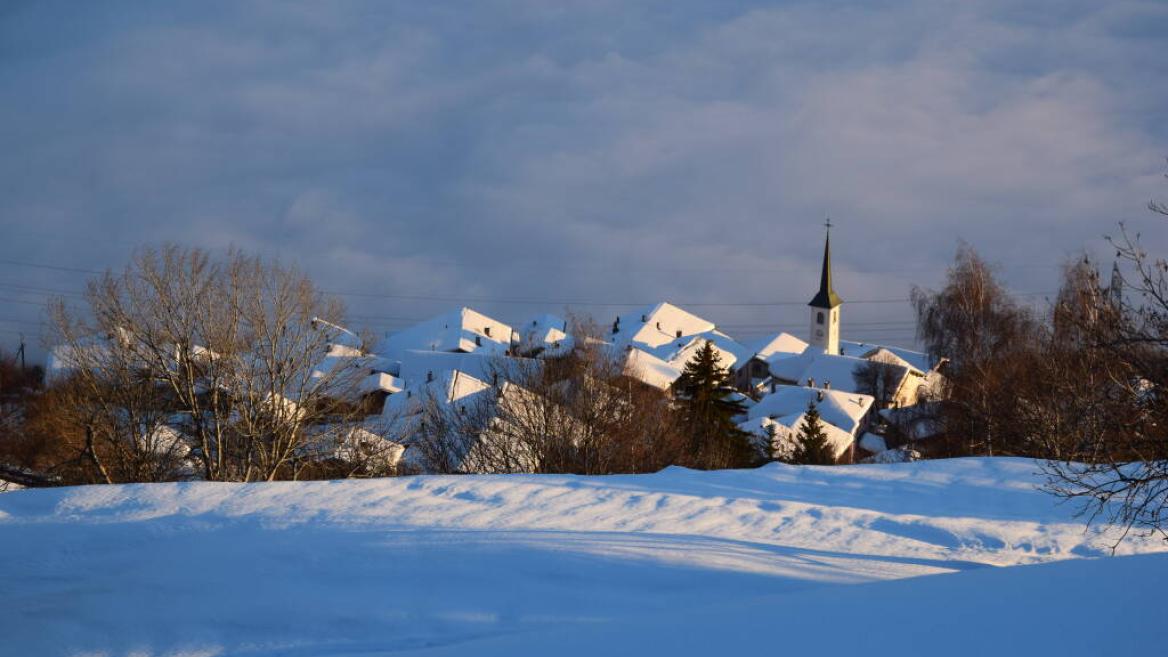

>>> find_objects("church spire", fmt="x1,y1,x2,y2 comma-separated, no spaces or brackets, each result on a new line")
809,220,842,309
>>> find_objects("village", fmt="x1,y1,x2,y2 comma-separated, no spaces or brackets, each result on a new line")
27,229,945,479
3,3,1166,654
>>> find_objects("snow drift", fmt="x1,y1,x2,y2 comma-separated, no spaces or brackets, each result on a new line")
1,458,1165,656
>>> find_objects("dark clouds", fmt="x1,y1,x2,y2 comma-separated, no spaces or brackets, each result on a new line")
1,0,1165,358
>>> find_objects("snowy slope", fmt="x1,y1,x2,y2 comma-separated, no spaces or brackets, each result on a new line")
1,458,1165,656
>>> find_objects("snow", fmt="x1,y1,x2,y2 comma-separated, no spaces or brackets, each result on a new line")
770,350,872,393
840,339,935,373
358,370,403,394
749,384,874,434
739,411,856,460
859,432,888,454
622,346,683,390
396,348,511,384
749,331,809,361
2,458,1165,656
381,369,491,418
611,302,751,372
375,307,514,363
517,313,572,356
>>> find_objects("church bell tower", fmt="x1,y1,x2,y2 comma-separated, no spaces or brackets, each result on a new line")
808,221,842,355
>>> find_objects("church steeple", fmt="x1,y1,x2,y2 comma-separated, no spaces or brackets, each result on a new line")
808,225,843,309
808,221,842,355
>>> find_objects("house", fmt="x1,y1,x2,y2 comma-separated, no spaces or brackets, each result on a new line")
739,384,875,463
389,374,575,475
374,307,515,365
516,313,572,357
734,332,809,392
610,302,752,391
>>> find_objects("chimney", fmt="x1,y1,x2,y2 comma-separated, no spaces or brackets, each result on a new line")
676,329,682,338
817,390,825,402
807,377,816,388
484,327,492,337
824,380,831,390
426,370,434,383
475,335,483,347
656,322,661,330
641,314,647,322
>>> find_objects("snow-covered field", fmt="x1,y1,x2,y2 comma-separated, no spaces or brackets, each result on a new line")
2,458,1166,656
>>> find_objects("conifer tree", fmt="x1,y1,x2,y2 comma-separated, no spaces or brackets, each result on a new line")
673,341,756,469
790,401,837,465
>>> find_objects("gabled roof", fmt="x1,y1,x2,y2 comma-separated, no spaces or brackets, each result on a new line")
359,372,404,395
381,369,491,419
611,302,751,370
517,313,572,356
748,332,809,362
768,349,872,395
839,340,934,373
622,347,683,391
748,384,874,435
738,413,855,460
612,302,717,350
397,350,515,387
375,307,514,362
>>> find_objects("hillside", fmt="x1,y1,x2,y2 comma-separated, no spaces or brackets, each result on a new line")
2,458,1166,656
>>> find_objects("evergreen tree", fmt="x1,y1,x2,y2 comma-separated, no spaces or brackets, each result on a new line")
673,341,757,469
790,401,837,465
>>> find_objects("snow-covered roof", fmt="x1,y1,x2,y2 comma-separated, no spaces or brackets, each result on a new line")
517,313,572,356
397,350,517,387
768,350,872,394
382,369,492,418
611,302,751,371
738,412,855,461
840,340,934,373
359,372,404,395
375,307,514,363
612,302,716,350
748,384,874,435
623,347,683,391
749,332,809,362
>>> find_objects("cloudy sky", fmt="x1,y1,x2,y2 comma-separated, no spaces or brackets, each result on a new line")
1,0,1166,359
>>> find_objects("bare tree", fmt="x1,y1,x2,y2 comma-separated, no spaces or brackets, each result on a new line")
48,245,370,482
911,243,1041,456
852,356,907,409
401,314,685,475
1040,194,1168,540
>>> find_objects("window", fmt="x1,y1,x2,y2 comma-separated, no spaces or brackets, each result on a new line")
816,311,824,325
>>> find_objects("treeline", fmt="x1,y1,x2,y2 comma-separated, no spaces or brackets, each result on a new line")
0,245,771,485
911,202,1168,536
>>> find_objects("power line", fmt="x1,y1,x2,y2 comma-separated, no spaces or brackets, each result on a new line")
0,259,102,275
0,255,1058,313
0,282,87,299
